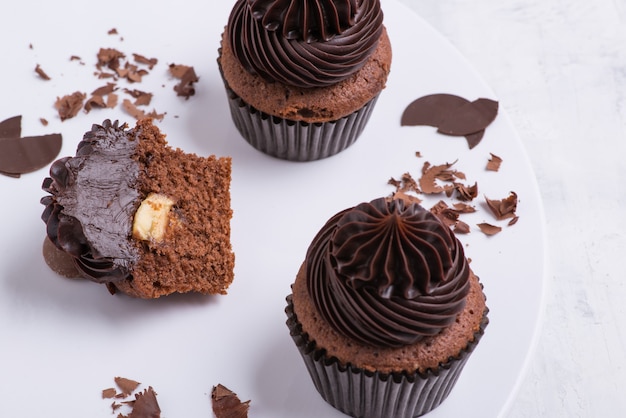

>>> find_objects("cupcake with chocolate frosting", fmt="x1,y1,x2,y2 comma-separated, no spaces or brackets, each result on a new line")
286,196,488,417
218,0,392,161
41,119,234,299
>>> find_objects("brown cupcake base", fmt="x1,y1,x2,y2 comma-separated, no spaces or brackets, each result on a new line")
224,85,379,162
285,295,489,418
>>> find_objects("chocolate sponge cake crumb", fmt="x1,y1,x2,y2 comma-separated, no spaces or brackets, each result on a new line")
112,119,234,298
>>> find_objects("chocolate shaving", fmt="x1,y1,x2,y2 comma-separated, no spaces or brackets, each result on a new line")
124,88,152,106
91,83,117,96
477,223,502,236
133,53,158,70
388,172,420,194
508,216,520,226
115,377,141,396
97,47,125,73
117,62,149,83
108,28,118,35
452,202,476,213
35,64,51,80
430,200,459,228
486,153,503,171
102,388,117,399
169,64,199,99
121,99,165,121
107,93,119,108
401,93,499,149
211,384,250,418
454,220,471,234
485,192,518,220
392,190,422,205
40,118,48,126
455,182,478,201
419,161,457,195
126,387,161,418
54,91,86,120
84,95,107,112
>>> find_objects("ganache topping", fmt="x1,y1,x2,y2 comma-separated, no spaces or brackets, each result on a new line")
40,120,141,283
306,198,471,347
228,0,383,88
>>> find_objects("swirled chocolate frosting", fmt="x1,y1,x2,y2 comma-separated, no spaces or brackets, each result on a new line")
306,198,471,347
40,120,140,283
228,0,383,88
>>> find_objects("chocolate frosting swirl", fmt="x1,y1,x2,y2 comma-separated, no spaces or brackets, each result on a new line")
306,198,471,347
41,120,140,283
228,0,383,88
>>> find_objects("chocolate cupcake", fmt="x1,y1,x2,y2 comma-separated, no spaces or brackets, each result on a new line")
286,197,488,417
218,0,392,161
41,119,234,298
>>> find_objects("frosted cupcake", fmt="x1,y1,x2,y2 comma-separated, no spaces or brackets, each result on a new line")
218,0,392,161
286,196,488,417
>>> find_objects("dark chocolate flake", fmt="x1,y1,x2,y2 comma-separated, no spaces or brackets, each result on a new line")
0,115,21,138
0,116,62,176
437,98,499,136
401,93,469,127
401,93,499,149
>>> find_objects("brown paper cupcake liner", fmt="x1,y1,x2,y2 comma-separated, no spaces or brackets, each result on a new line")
224,87,379,161
285,294,489,418
218,49,379,161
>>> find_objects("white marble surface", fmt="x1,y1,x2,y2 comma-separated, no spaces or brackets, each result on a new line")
398,0,626,416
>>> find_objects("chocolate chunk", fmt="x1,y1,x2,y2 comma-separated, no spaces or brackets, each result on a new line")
211,384,250,418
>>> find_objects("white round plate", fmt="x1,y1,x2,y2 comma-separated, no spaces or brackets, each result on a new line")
0,1,545,417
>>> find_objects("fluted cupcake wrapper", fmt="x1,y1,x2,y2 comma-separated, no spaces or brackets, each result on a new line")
285,295,489,418
218,60,379,161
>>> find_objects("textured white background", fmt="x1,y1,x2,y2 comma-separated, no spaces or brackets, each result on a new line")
399,0,626,416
